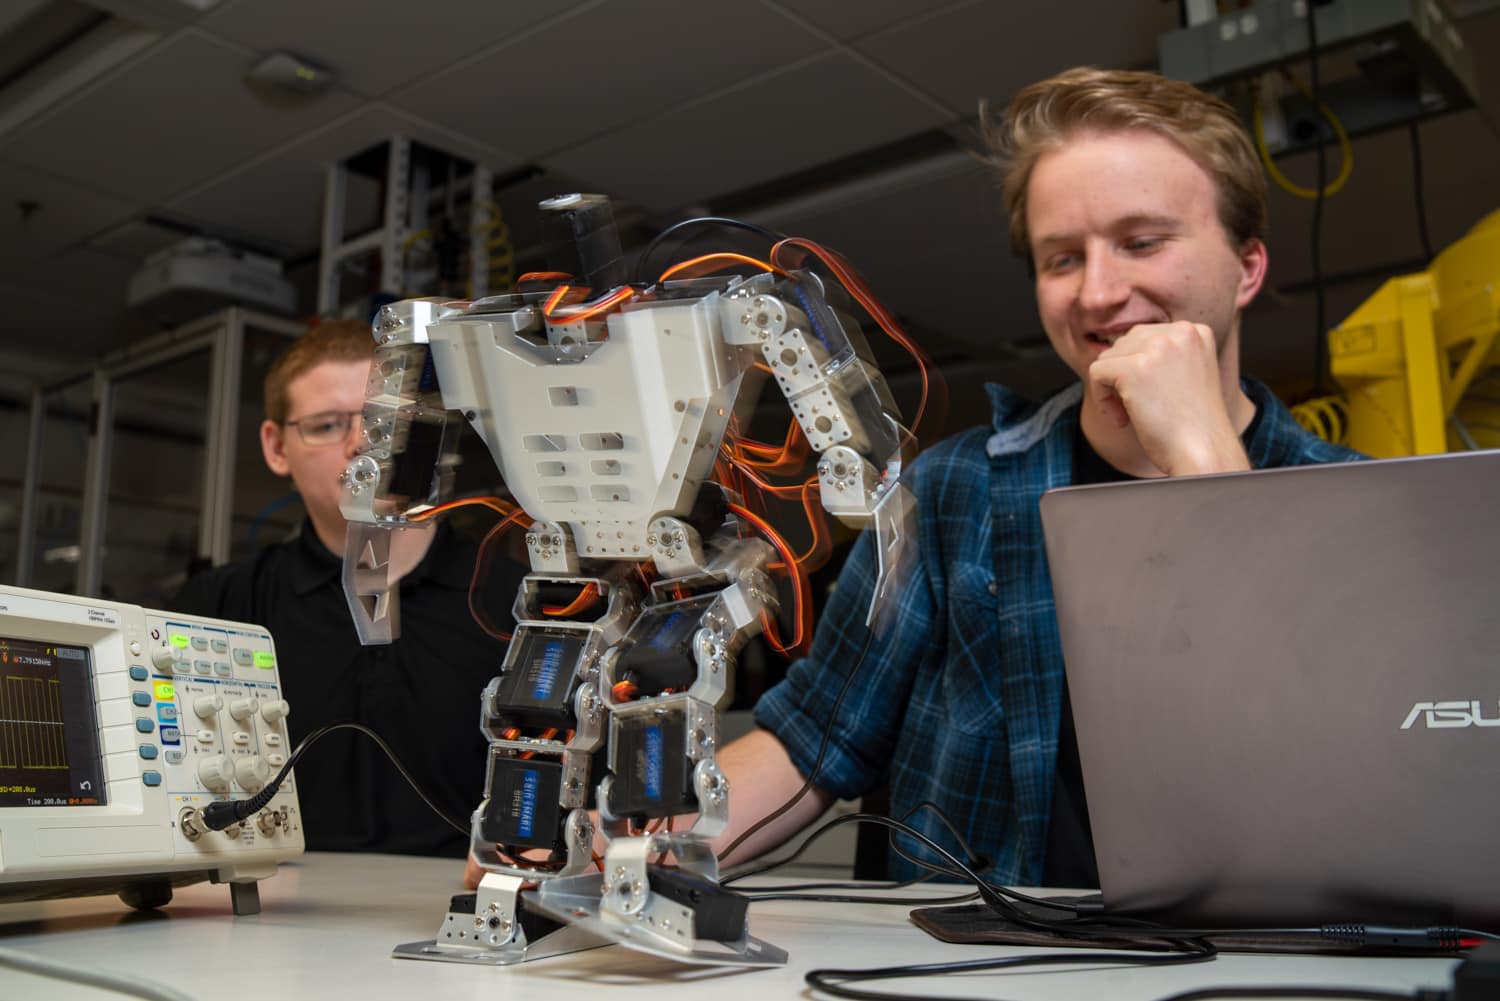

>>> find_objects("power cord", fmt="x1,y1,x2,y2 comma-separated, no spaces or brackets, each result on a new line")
0,944,198,1001
200,721,469,835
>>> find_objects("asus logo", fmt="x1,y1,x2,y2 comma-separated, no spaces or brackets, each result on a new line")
1400,701,1500,729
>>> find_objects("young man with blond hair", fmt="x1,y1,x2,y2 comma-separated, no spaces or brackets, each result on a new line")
177,320,524,857
712,67,1361,886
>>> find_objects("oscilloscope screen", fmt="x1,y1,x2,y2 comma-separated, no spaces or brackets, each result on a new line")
0,636,106,807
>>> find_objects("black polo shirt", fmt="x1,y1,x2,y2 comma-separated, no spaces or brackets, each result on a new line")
174,521,524,857
1043,403,1265,888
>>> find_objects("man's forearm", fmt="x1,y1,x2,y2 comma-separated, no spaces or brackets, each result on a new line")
711,727,835,867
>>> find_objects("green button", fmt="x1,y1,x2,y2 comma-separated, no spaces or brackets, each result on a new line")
253,651,275,669
170,633,190,649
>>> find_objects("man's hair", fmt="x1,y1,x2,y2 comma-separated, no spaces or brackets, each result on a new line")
981,66,1268,260
263,319,374,423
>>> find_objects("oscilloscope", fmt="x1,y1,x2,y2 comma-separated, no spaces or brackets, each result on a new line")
0,585,302,915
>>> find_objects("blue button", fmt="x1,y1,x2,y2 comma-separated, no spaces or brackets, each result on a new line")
158,705,178,722
129,666,149,682
135,718,154,733
160,726,181,745
139,745,158,760
142,771,162,787
132,692,151,707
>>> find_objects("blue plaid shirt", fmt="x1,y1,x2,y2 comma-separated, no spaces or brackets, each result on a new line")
755,378,1364,883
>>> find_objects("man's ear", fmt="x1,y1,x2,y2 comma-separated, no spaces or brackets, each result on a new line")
260,419,291,477
1234,237,1269,309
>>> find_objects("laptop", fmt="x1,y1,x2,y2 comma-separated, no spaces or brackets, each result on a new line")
1037,450,1500,932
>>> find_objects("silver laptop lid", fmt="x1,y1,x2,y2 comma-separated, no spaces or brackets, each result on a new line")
1040,450,1500,930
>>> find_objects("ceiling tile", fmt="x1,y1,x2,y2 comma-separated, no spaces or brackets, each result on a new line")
390,0,829,158
0,160,142,269
767,0,979,42
543,52,952,212
198,0,580,98
856,0,1179,114
0,30,361,204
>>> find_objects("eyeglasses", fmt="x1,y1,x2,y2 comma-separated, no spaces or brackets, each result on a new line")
283,410,361,446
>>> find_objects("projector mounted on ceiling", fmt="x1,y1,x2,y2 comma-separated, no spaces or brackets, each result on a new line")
126,237,297,326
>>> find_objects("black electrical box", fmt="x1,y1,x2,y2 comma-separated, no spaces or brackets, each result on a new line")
606,710,696,819
493,630,584,730
480,756,564,850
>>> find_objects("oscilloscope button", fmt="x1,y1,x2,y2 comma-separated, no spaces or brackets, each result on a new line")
232,648,254,666
135,719,154,733
131,692,151,707
129,641,143,657
191,636,208,651
129,666,149,682
211,638,228,654
142,771,162,787
139,745,158,760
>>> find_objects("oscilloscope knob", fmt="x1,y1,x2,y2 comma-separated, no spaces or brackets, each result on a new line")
151,645,179,670
197,755,232,793
193,695,223,720
227,698,257,722
233,756,271,793
260,699,290,723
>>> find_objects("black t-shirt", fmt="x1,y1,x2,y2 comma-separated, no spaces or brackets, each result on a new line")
1042,403,1263,888
174,521,525,857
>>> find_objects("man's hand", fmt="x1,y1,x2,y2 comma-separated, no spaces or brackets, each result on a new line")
1086,321,1250,476
464,852,484,890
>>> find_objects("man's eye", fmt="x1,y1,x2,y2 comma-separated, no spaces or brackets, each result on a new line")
1124,237,1162,253
308,418,340,434
1043,254,1079,273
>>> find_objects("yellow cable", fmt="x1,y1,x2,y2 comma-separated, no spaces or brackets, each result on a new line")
1252,77,1353,200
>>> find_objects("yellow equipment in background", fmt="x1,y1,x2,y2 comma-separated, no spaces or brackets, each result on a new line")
1301,210,1500,457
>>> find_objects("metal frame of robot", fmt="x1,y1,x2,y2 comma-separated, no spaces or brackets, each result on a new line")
335,196,915,969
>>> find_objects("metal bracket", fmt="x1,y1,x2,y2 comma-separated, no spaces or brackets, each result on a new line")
392,872,607,966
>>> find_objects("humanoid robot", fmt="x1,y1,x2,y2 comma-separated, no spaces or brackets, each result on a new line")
338,194,916,966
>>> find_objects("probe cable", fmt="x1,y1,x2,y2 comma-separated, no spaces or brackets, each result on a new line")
200,721,469,836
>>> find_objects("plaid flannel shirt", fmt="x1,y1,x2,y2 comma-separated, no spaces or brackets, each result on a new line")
754,377,1364,883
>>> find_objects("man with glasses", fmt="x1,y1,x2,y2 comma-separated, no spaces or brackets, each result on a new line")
176,320,526,857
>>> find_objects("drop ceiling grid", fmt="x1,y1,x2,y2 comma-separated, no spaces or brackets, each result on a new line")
542,51,954,212
0,161,143,269
195,0,589,99
853,0,1181,113
0,30,362,204
387,0,835,161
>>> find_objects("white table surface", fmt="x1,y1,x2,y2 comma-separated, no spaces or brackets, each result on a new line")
0,853,1460,1000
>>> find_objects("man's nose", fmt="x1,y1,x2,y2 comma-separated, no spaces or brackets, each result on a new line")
343,414,363,460
1078,253,1129,312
